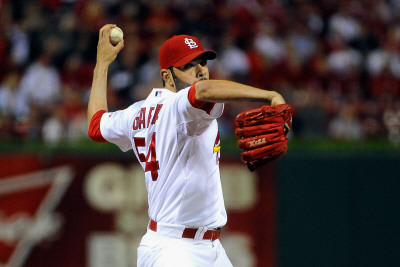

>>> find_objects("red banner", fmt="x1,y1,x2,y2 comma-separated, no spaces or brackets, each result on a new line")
0,153,276,267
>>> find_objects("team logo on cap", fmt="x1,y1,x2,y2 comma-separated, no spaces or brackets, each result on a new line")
184,38,198,49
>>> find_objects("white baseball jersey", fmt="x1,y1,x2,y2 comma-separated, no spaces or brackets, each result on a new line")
93,85,227,228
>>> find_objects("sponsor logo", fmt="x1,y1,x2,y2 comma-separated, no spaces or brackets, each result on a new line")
249,137,266,148
0,167,73,267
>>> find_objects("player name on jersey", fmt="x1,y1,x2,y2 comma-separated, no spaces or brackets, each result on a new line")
133,104,163,130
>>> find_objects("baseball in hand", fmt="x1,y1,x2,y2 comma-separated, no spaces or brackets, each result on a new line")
109,27,123,45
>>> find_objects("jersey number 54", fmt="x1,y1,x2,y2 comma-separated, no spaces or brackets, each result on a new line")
133,132,159,181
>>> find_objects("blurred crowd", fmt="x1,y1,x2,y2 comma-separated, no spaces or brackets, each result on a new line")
1,0,400,146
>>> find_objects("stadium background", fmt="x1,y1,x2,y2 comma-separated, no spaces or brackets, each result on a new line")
1,0,400,266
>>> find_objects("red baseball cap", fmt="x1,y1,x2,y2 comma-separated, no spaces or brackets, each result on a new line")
158,35,217,69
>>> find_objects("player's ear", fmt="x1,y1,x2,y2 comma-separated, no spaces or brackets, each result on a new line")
161,69,175,89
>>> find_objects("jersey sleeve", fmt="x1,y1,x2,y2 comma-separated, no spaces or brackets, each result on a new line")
88,110,108,142
98,107,135,152
176,84,224,122
187,84,216,115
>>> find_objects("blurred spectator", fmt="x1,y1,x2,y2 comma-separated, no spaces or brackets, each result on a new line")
286,22,317,66
328,3,362,42
366,29,400,99
0,71,20,117
383,101,400,145
108,36,141,105
215,35,250,83
0,0,399,145
290,86,328,138
9,22,30,67
17,49,61,117
326,35,363,81
359,100,383,140
328,104,364,141
42,108,66,145
254,21,286,66
0,72,20,139
61,53,94,92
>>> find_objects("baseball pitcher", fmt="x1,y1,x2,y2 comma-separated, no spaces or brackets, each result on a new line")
88,24,292,267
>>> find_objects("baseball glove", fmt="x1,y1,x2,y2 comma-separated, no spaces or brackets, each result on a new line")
235,103,294,171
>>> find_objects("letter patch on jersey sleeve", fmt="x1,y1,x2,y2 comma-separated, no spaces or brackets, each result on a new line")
213,131,221,164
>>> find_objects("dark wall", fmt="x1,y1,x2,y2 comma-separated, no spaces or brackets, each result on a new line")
275,151,400,267
1,148,399,267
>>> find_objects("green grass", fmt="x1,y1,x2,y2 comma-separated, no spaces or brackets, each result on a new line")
1,137,399,158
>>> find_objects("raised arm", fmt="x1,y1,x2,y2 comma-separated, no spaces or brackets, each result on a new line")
87,24,124,129
194,80,286,106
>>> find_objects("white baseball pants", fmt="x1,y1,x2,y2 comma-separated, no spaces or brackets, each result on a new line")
137,229,233,267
